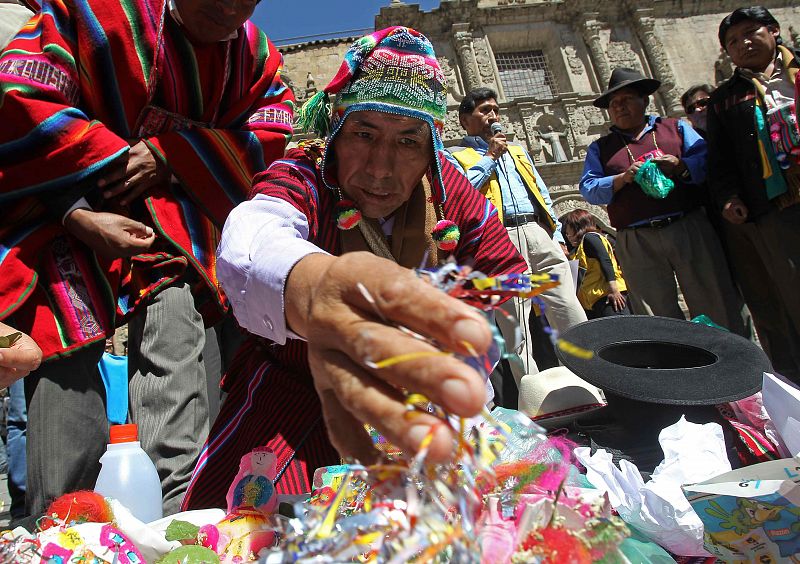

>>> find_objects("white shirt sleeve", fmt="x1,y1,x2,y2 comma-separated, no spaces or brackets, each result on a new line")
216,194,330,344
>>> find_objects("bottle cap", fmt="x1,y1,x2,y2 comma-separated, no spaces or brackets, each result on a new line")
109,423,138,444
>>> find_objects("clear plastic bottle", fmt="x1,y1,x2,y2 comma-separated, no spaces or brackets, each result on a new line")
94,423,163,523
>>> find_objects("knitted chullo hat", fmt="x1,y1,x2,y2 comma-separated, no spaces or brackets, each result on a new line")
297,26,449,201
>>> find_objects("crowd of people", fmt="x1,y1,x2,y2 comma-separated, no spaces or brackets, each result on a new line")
0,0,798,526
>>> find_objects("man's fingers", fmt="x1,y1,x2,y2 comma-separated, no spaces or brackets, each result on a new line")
102,179,129,199
97,165,128,189
119,177,154,206
331,260,491,357
0,345,41,373
122,218,155,239
317,387,379,465
339,321,486,417
312,349,459,463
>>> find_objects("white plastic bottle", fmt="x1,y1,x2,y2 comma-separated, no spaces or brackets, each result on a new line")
94,423,163,523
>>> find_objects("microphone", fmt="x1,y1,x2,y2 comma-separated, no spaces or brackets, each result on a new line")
490,122,504,135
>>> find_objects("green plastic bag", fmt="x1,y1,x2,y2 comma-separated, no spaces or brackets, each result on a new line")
634,159,674,199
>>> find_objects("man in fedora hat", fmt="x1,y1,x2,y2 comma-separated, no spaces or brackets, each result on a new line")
707,6,800,381
579,68,746,335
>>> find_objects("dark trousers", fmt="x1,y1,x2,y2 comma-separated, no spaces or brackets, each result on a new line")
587,293,632,319
127,282,210,517
24,342,108,516
721,208,800,382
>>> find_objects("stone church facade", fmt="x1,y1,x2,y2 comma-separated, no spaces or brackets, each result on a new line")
279,0,800,230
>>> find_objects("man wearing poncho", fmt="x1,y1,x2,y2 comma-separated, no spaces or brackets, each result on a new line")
0,0,293,515
182,26,527,509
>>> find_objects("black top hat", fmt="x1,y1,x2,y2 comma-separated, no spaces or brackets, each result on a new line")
556,316,769,405
555,316,771,473
593,67,661,109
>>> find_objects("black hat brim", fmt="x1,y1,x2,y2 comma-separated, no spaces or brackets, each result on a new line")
593,78,661,109
556,316,769,405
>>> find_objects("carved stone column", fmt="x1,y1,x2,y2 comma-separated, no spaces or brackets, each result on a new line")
580,18,610,89
452,23,480,93
633,12,682,115
518,104,543,161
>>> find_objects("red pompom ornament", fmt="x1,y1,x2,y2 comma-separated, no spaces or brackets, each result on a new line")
335,199,362,230
40,490,113,530
432,219,460,252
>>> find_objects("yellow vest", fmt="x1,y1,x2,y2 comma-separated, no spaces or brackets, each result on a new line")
449,145,556,233
572,233,627,310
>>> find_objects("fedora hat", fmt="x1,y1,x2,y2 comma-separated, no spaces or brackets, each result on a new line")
518,366,606,428
593,67,661,109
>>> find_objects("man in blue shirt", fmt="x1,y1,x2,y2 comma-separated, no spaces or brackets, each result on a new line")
579,68,746,336
448,88,587,389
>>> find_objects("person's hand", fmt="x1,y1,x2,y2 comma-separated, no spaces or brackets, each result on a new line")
0,323,42,388
614,161,642,191
64,209,156,259
722,196,748,225
559,242,569,256
98,141,169,206
285,252,490,464
651,154,683,177
487,132,508,160
606,282,627,313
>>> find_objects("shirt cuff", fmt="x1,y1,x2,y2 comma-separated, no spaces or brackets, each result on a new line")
216,195,329,345
62,197,92,224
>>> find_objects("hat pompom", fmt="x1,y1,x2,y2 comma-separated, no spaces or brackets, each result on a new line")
297,90,332,138
335,199,362,230
432,219,460,251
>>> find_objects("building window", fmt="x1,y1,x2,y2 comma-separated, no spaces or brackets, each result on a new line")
495,50,558,100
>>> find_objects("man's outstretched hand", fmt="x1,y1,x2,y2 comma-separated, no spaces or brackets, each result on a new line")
285,252,491,464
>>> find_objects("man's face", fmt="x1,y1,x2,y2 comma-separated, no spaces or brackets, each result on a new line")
332,111,433,219
607,88,648,131
723,19,780,72
460,98,500,139
684,90,711,130
175,0,256,43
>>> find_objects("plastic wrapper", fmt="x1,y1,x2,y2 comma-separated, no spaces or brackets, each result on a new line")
575,416,732,556
634,158,674,199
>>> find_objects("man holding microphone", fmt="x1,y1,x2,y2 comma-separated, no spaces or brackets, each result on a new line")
448,87,586,389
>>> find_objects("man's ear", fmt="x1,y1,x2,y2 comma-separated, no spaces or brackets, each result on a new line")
768,24,781,41
458,113,468,131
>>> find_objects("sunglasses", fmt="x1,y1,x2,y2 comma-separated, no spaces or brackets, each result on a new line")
686,98,709,115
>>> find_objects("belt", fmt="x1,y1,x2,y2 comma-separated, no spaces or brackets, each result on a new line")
625,212,686,230
504,213,538,228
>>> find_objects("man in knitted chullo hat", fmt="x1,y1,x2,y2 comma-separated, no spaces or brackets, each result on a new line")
182,26,527,508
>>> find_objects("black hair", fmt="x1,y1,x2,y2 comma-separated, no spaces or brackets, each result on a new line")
680,84,714,111
459,87,498,116
718,6,782,49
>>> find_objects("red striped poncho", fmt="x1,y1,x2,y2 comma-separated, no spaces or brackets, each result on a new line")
181,148,527,509
0,0,294,359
